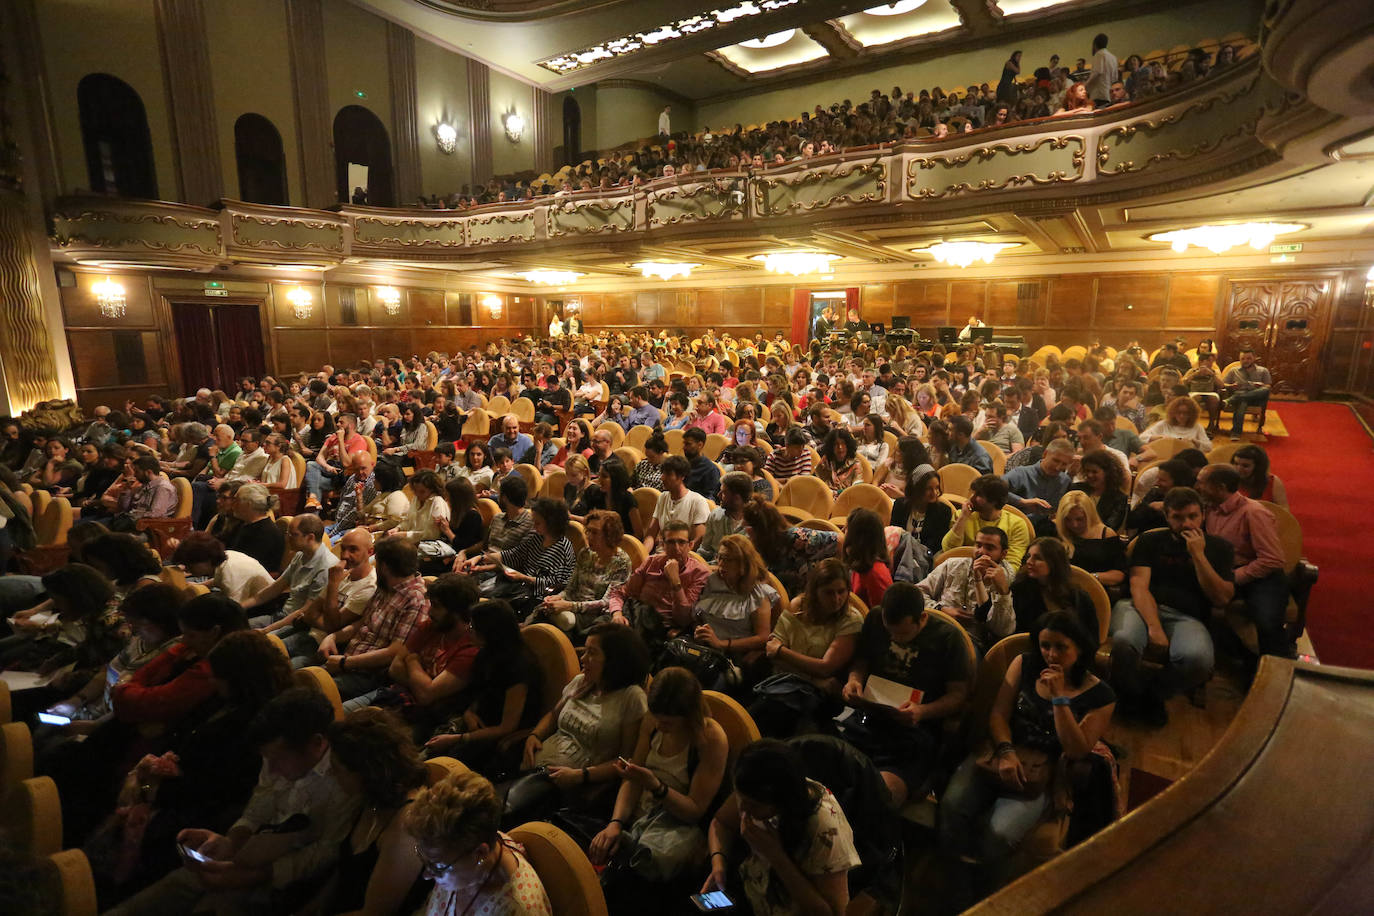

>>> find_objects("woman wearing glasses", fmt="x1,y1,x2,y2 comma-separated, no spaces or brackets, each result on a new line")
405,769,552,915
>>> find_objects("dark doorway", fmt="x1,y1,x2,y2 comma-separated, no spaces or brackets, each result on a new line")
171,302,267,394
562,96,581,167
333,105,393,206
77,73,158,199
234,113,288,205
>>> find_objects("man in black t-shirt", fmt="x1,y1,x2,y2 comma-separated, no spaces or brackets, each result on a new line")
841,582,972,806
1109,487,1234,726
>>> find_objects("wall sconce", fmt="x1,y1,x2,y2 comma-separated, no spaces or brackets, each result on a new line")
503,111,525,143
287,286,313,320
375,286,402,315
482,294,504,320
435,122,458,154
93,276,127,318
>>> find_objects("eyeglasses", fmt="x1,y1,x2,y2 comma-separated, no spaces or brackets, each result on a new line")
414,846,459,877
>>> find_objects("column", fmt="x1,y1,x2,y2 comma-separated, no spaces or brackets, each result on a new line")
532,86,553,176
387,22,421,206
285,0,335,208
0,2,74,413
154,0,223,205
466,59,492,190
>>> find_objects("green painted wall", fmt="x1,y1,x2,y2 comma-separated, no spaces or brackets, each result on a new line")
698,2,1260,129
489,69,535,176
205,0,301,205
36,0,179,200
414,36,474,197
322,0,392,142
595,84,694,149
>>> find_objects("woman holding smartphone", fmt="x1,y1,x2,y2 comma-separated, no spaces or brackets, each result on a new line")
702,739,860,915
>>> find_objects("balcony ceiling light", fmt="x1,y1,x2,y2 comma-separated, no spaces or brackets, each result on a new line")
520,269,583,285
1148,222,1304,254
753,251,839,275
634,261,699,280
925,241,1015,268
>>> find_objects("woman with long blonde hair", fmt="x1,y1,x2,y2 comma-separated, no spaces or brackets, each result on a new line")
1053,490,1125,590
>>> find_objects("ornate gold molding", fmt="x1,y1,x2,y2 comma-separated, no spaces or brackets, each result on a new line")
466,211,535,246
229,212,344,251
647,179,745,227
548,197,635,237
53,208,222,255
906,136,1085,199
354,216,466,247
752,161,887,216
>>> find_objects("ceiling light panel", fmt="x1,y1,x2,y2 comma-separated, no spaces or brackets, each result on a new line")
539,0,801,75
834,0,962,48
997,0,1079,16
713,29,828,74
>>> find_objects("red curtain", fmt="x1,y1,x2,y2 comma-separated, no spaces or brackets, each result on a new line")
214,306,266,389
845,287,860,321
171,303,216,393
792,288,811,343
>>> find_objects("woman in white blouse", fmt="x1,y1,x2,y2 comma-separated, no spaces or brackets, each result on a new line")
396,471,450,544
258,433,298,489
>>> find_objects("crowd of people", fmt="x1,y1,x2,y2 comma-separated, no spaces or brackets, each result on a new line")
0,321,1294,914
412,35,1246,209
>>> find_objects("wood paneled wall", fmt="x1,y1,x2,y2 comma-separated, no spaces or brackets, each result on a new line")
561,270,1228,353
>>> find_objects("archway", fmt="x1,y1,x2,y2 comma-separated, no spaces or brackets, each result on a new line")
77,73,157,199
234,113,288,205
333,105,393,206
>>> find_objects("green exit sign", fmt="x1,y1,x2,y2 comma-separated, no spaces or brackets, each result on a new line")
204,280,224,289
1269,243,1302,253
354,89,368,99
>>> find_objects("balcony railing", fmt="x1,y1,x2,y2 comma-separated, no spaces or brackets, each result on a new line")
51,59,1303,271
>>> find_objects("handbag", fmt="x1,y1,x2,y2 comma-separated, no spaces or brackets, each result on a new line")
660,637,741,689
751,672,827,715
974,743,1055,799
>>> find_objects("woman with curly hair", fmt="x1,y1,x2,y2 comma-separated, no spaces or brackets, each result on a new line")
816,427,866,495
315,708,430,915
1068,449,1128,531
405,770,552,915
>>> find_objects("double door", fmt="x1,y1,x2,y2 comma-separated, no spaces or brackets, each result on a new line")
1220,277,1335,398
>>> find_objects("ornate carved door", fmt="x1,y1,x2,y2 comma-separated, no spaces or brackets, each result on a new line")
1221,277,1334,398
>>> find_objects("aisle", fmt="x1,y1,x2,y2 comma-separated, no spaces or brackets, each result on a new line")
1260,401,1374,670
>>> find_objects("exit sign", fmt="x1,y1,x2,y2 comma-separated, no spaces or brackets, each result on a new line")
204,280,224,289
1270,243,1302,253
205,288,229,297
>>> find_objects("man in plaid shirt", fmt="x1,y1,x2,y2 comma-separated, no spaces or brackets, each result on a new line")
320,537,429,709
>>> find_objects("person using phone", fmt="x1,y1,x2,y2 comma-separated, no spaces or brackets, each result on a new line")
702,740,860,916
108,689,358,916
588,668,727,902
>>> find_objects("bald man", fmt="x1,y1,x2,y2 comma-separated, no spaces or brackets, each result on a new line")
271,527,379,665
190,424,242,527
326,451,377,540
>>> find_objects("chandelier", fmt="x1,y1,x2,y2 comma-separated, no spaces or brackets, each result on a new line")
634,261,698,280
927,241,1015,268
286,286,313,319
753,252,839,276
93,276,126,318
435,122,457,154
519,270,583,285
1148,222,1304,254
482,294,504,319
375,286,402,315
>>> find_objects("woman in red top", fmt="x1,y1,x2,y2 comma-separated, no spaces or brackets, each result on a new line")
842,507,893,609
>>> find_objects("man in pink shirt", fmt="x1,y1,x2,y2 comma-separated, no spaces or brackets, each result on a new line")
607,519,709,653
685,394,727,436
1197,463,1292,659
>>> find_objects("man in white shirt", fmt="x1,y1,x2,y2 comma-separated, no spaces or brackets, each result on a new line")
916,527,1014,652
271,527,379,664
644,455,710,553
1086,33,1118,106
658,105,671,136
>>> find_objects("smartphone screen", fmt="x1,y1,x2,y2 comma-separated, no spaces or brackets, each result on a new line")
691,891,734,911
37,712,71,726
178,843,212,864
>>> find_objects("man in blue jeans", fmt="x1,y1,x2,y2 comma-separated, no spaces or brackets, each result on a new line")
1109,487,1234,726
1221,347,1271,440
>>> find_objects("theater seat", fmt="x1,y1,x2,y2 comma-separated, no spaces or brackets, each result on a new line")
507,821,608,916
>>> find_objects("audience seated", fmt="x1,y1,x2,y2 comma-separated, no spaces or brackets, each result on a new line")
0,324,1313,912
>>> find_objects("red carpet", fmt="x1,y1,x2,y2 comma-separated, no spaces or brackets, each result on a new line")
1261,402,1374,670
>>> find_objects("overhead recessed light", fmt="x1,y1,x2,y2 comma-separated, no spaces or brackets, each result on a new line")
739,29,796,49
1148,222,1304,254
864,1,928,15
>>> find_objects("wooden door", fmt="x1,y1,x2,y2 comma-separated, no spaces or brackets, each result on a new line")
1221,277,1335,398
